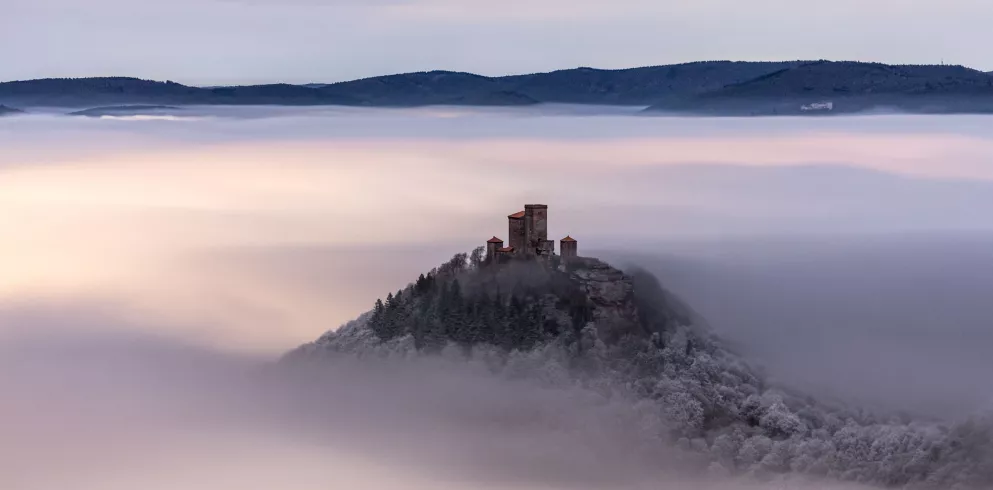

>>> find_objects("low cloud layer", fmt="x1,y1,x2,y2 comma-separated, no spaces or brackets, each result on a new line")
2,108,992,488
1,310,885,490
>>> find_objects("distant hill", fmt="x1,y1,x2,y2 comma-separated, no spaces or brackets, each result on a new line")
494,62,805,104
314,62,802,106
0,62,801,109
315,71,539,106
0,104,23,116
68,105,182,117
646,61,993,115
0,78,200,107
3,61,993,114
0,77,362,108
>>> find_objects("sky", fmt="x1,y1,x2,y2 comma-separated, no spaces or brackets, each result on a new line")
2,0,992,85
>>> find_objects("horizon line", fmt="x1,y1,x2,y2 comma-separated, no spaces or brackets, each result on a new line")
2,59,988,88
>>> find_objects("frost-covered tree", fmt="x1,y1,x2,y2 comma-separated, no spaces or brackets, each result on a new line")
285,251,993,490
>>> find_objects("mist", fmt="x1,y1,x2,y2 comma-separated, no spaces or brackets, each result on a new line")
1,307,887,490
2,106,992,488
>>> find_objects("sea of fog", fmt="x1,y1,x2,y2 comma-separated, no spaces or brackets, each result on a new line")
1,106,992,489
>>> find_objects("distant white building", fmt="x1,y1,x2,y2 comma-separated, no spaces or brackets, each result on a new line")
801,101,834,112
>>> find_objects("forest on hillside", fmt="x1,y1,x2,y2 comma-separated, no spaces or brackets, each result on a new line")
367,248,596,352
290,250,993,489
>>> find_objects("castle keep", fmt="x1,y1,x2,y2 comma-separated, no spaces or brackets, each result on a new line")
485,204,578,261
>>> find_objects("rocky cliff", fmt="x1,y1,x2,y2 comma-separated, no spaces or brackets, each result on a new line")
566,258,642,342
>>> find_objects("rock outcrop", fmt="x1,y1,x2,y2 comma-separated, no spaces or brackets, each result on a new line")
564,257,643,344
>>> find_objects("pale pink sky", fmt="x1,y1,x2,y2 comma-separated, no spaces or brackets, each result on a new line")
3,0,991,84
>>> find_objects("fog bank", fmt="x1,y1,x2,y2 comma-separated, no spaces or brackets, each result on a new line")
2,107,992,486
1,313,884,490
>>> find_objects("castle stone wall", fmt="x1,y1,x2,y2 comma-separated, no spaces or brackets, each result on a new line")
524,204,548,255
538,239,555,256
508,213,525,251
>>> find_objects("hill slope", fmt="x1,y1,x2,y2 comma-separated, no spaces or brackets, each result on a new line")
0,77,362,108
0,62,804,108
498,62,805,104
315,71,537,106
647,61,993,115
316,62,803,106
285,251,993,488
0,104,23,116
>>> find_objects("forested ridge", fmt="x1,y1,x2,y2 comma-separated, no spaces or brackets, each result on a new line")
6,61,993,114
367,248,598,352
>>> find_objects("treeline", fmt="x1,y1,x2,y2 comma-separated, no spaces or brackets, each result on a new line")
367,248,593,352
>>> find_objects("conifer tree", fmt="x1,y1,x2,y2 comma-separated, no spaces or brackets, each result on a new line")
370,298,387,339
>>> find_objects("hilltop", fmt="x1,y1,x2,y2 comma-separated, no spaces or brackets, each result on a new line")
284,249,993,488
287,253,698,358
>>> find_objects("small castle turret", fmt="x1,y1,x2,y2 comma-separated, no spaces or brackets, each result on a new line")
560,236,578,259
486,237,504,261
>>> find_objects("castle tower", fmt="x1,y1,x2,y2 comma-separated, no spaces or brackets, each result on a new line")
508,211,525,252
523,204,548,256
560,236,578,259
486,237,504,261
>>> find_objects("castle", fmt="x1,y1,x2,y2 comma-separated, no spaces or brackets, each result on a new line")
485,204,578,261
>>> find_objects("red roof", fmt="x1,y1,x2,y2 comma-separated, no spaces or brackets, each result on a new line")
497,246,515,253
487,236,504,243
508,211,525,219
561,236,577,242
